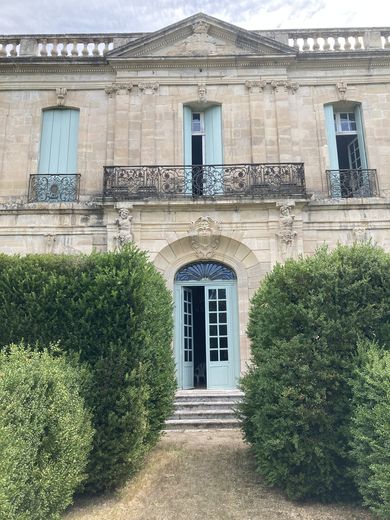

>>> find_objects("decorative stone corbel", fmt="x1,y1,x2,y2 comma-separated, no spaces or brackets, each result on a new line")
104,83,133,97
56,87,67,106
114,208,133,249
198,82,207,103
336,81,348,100
188,216,221,259
138,82,159,95
245,80,266,93
276,202,297,259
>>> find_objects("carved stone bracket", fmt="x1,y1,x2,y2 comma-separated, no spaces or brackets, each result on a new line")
188,216,221,258
105,83,133,97
114,208,133,249
138,82,159,95
352,225,369,243
271,80,299,94
276,202,297,259
245,80,267,93
336,81,348,100
198,82,207,103
56,87,67,106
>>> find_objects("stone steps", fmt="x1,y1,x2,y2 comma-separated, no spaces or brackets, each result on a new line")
165,389,243,430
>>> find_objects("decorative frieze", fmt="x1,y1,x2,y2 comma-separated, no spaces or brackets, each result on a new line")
245,79,299,94
188,216,221,259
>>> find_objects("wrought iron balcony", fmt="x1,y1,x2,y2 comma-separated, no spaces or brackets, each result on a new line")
28,174,81,202
326,169,379,198
103,163,306,201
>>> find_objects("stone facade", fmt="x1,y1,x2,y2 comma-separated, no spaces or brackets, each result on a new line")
1,13,390,377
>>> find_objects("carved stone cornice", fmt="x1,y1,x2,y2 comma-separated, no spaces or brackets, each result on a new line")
245,80,266,93
271,80,299,93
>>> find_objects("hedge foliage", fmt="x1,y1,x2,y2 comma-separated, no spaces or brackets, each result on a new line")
0,344,93,520
350,342,390,518
0,245,176,493
239,243,390,501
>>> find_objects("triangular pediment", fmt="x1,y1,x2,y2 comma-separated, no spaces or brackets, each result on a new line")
108,13,295,59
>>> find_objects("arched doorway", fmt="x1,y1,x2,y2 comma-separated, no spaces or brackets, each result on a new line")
174,261,240,390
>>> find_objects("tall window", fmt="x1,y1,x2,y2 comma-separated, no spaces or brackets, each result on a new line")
38,108,79,175
324,103,369,197
183,105,223,195
36,108,80,202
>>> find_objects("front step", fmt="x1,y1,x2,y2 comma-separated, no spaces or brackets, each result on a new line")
165,390,243,430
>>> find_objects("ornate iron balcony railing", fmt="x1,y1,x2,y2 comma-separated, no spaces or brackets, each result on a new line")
326,169,379,198
103,163,306,201
28,174,81,202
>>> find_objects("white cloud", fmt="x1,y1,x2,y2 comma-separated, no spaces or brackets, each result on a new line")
0,0,389,34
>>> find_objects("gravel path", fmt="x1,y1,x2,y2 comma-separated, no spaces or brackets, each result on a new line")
64,429,372,520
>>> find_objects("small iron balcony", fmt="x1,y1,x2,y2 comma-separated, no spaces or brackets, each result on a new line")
103,163,306,201
28,174,81,202
326,169,379,198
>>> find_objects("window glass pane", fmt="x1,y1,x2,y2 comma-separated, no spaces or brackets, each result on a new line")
210,325,218,336
210,337,218,349
219,312,227,323
220,337,228,349
209,313,217,323
218,289,226,299
219,325,227,335
184,351,188,362
218,300,226,311
220,350,228,361
210,350,218,361
208,289,217,300
209,301,217,311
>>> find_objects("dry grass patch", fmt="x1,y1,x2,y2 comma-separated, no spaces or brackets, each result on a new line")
64,430,372,520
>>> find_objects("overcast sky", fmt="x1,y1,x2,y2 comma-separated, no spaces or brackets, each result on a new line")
1,0,389,34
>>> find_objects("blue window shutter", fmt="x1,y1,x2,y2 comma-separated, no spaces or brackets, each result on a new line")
183,106,192,166
38,109,79,174
354,104,368,169
324,104,338,170
204,105,223,165
324,104,341,198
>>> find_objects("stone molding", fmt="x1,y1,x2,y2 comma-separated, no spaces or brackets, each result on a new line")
105,82,133,97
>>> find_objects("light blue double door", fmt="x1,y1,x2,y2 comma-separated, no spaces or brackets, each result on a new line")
175,280,239,390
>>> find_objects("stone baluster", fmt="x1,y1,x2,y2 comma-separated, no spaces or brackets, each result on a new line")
333,37,341,50
39,39,48,56
81,41,89,56
384,35,390,49
7,40,18,56
103,39,111,55
71,40,78,56
355,35,362,49
291,37,299,50
51,39,59,57
344,37,352,50
0,43,6,57
60,40,69,57
92,40,100,56
323,37,330,51
302,37,310,51
312,36,320,51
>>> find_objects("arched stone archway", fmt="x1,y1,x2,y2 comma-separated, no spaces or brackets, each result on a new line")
152,234,267,382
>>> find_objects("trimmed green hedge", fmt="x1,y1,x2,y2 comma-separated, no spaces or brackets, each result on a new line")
350,342,390,518
239,243,390,501
0,344,93,520
0,245,176,493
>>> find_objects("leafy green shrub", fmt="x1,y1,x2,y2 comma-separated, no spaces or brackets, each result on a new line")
350,341,390,518
0,244,176,493
239,243,390,501
0,344,93,520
